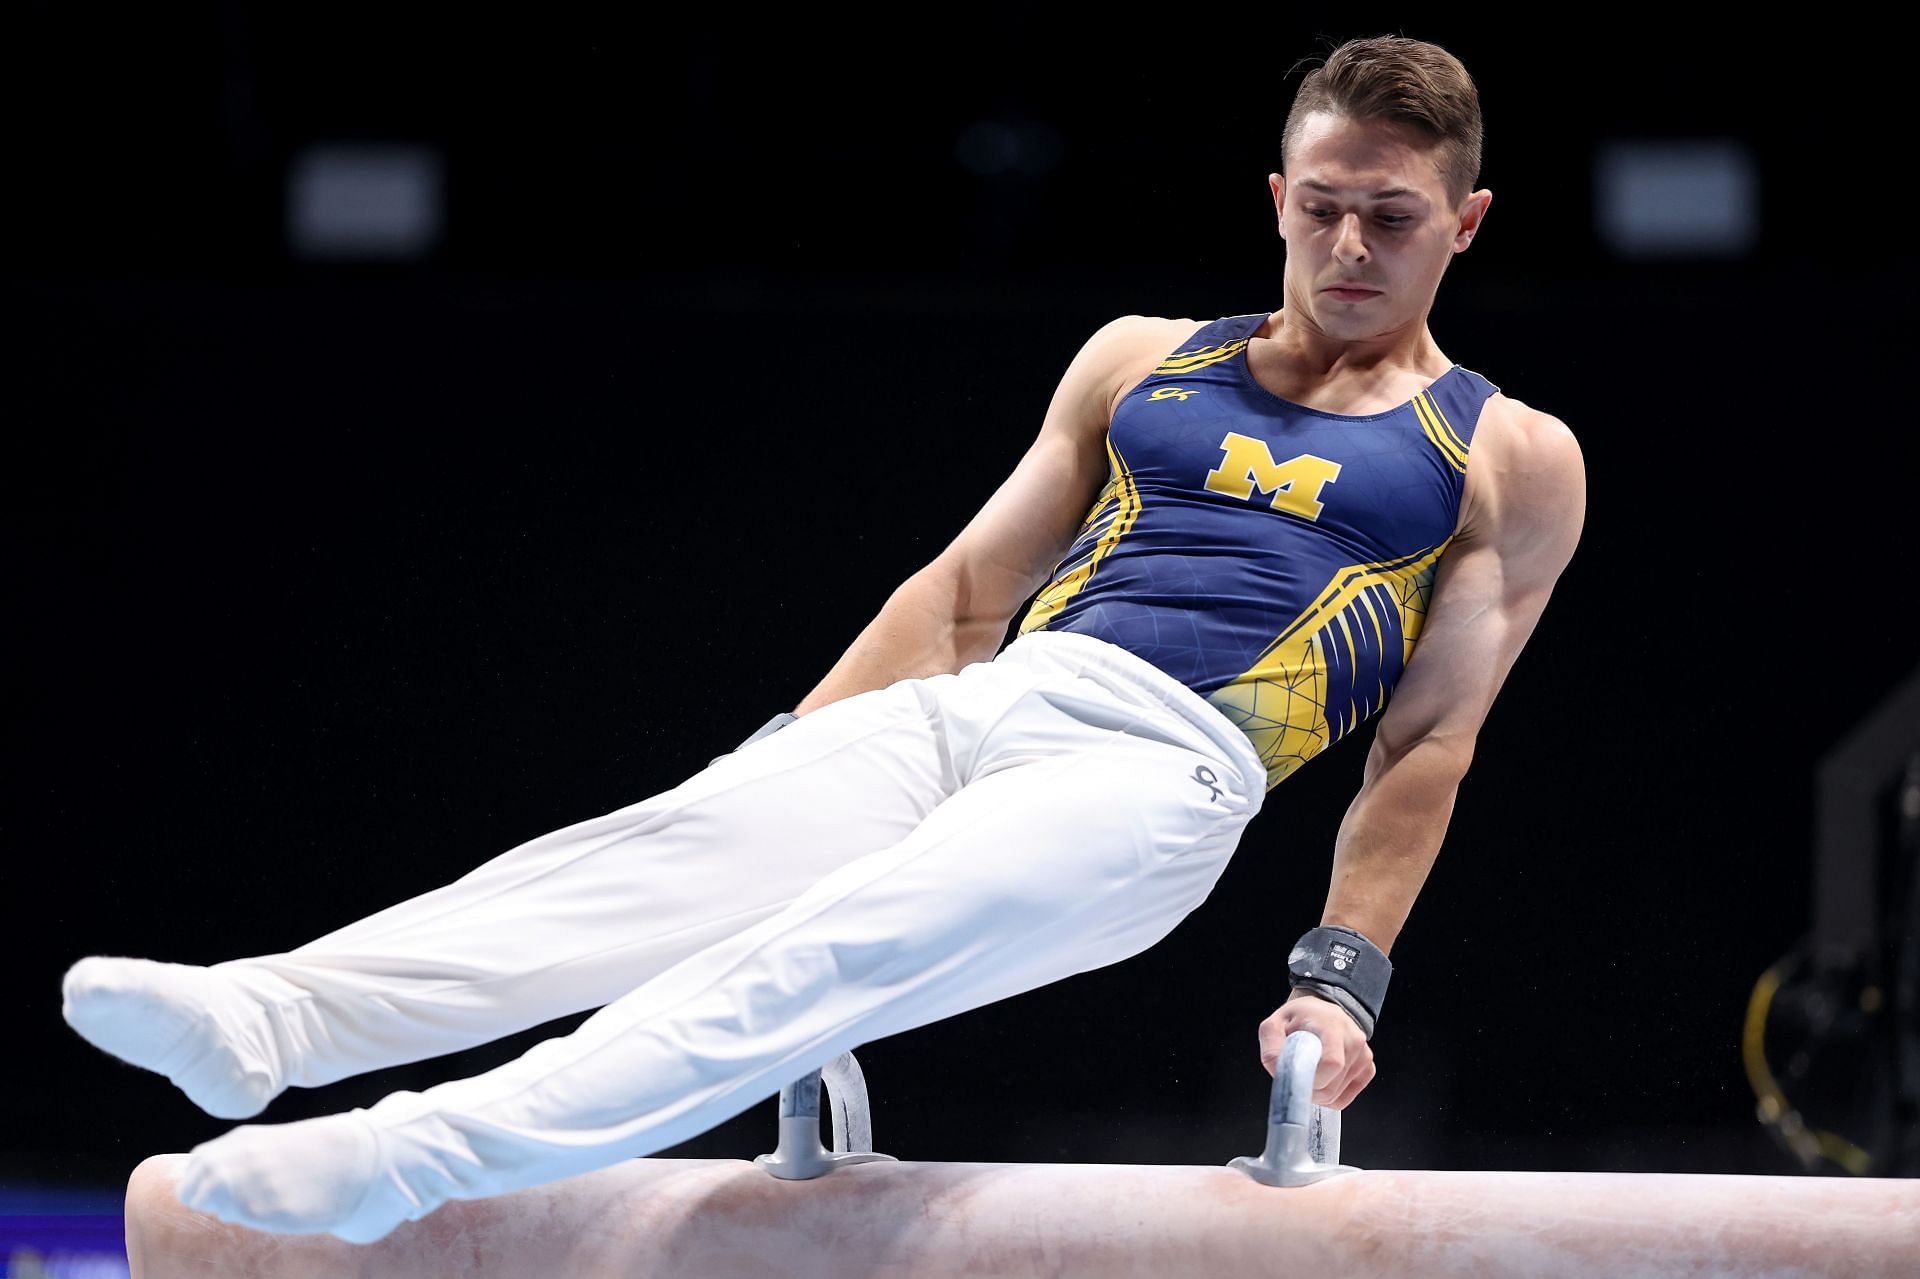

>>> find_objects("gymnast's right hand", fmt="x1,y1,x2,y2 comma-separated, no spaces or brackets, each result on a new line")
1258,989,1377,1110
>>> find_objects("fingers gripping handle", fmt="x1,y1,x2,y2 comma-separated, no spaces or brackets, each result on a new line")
1228,1030,1362,1187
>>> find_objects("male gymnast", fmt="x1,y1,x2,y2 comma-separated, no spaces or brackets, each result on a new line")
62,34,1585,1243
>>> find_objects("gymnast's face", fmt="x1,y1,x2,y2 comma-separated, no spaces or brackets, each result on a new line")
1268,111,1490,341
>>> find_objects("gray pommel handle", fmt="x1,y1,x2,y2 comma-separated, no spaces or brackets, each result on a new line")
1227,1029,1362,1187
754,1051,897,1180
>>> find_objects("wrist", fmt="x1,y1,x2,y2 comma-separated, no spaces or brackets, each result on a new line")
1287,924,1391,1041
1287,979,1375,1038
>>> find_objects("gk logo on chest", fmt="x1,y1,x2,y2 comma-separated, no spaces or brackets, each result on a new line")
1203,433,1344,520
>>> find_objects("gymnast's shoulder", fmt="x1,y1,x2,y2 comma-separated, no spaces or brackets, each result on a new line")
1458,390,1586,544
1475,390,1581,466
1054,316,1203,425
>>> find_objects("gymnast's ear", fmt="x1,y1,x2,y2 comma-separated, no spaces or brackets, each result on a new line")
1453,188,1492,252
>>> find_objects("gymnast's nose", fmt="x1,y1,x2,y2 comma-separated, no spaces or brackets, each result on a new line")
1333,213,1370,261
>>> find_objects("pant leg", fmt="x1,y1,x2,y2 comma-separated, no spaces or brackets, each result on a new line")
325,667,1260,1236
218,672,961,1093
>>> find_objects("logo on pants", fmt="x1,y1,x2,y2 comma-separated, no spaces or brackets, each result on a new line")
1190,764,1221,802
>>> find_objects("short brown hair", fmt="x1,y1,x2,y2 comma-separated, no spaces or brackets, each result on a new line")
1280,36,1483,210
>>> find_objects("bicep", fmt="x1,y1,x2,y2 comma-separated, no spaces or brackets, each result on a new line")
1371,416,1587,767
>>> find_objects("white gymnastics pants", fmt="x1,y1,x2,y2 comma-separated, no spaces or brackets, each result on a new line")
213,628,1267,1220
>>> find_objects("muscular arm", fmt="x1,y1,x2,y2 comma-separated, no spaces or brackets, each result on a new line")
1318,408,1587,956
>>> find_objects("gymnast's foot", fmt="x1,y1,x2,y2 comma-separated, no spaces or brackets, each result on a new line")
61,956,295,1120
176,1092,652,1244
176,1110,404,1243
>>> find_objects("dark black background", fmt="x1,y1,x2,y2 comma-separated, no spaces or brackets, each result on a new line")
7,7,1915,1193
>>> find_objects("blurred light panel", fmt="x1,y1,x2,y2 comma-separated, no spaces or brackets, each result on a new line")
287,143,444,260
1,1184,129,1277
1594,139,1758,259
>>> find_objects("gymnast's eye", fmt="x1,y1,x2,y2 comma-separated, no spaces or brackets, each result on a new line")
1305,209,1411,225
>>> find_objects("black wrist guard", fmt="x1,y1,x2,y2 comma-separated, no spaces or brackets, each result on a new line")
1287,924,1392,1040
708,711,800,767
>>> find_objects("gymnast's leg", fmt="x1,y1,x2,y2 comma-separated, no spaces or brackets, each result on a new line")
60,675,960,1120
170,666,1261,1243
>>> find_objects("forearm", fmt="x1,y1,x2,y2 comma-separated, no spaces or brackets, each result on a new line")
792,567,1008,716
1318,739,1467,958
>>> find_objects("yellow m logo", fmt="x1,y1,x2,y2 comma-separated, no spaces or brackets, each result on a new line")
1203,433,1343,520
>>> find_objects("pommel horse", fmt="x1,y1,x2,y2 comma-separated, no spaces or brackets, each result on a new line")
122,1031,1920,1277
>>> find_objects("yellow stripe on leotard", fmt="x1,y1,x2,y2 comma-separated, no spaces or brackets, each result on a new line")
1149,339,1250,375
1017,434,1143,634
1413,391,1470,474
